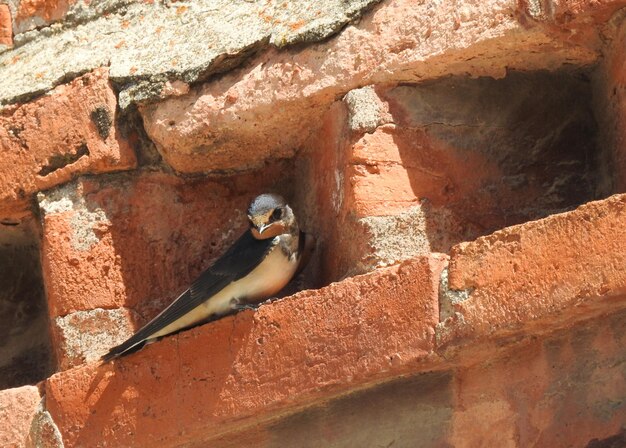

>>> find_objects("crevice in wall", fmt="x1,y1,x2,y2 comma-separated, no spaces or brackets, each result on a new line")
304,67,608,282
37,143,90,177
0,213,53,389
116,104,164,168
586,428,626,448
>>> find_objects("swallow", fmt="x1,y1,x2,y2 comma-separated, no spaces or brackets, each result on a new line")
102,193,313,361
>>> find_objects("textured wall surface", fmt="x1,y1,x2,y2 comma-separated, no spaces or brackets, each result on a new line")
1,0,626,447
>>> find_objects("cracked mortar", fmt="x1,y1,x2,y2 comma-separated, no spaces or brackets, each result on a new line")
54,307,136,368
438,267,472,321
354,203,474,275
37,184,110,251
26,398,64,448
434,267,473,349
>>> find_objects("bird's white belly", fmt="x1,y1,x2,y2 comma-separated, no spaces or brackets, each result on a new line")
150,247,298,339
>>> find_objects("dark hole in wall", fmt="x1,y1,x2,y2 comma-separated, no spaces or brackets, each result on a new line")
0,216,53,389
586,429,626,448
383,69,603,236
116,104,164,167
38,143,90,177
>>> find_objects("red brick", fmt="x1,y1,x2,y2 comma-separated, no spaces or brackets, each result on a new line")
0,386,41,448
519,0,626,50
14,0,76,33
306,71,600,282
141,0,607,174
451,310,626,447
179,311,626,448
441,194,626,347
0,68,136,220
0,4,11,47
345,125,497,218
45,255,444,447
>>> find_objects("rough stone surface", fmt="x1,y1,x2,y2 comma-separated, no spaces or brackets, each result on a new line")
12,0,135,35
1,0,626,446
0,385,41,448
302,102,467,282
523,0,626,26
13,0,74,34
595,18,626,194
140,0,607,173
207,372,455,448
0,68,136,219
44,255,444,447
450,310,626,448
42,257,626,448
24,399,64,448
376,71,600,225
348,204,468,274
52,307,138,370
439,194,626,348
343,85,390,134
0,0,380,106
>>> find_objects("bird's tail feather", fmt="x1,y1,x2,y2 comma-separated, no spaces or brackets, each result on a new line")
101,339,148,362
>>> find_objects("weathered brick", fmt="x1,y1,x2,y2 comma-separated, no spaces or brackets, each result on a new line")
523,0,626,24
0,385,41,448
440,194,626,347
0,4,11,48
178,310,626,448
595,19,626,193
140,0,608,174
451,310,626,447
0,68,136,220
51,307,138,370
45,255,444,447
13,0,78,34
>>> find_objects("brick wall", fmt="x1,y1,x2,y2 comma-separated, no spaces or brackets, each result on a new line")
1,0,626,447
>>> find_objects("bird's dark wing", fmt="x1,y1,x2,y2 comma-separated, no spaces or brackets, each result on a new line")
294,231,315,278
102,231,276,361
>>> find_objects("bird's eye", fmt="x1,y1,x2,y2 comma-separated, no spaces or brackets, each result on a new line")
271,208,283,221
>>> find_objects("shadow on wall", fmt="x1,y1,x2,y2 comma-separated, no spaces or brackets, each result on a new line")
0,218,53,388
385,69,601,237
305,69,606,282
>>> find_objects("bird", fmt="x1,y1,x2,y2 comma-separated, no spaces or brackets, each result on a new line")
102,193,313,361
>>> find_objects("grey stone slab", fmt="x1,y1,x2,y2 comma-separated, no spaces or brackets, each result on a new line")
0,0,381,106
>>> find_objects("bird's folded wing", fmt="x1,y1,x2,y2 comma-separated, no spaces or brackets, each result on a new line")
295,230,315,277
103,231,276,360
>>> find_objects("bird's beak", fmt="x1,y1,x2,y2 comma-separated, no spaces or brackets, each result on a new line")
250,222,269,240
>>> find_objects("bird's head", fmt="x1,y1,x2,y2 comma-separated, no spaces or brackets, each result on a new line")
247,193,297,240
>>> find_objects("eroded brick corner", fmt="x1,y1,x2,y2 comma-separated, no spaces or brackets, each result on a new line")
0,68,136,220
